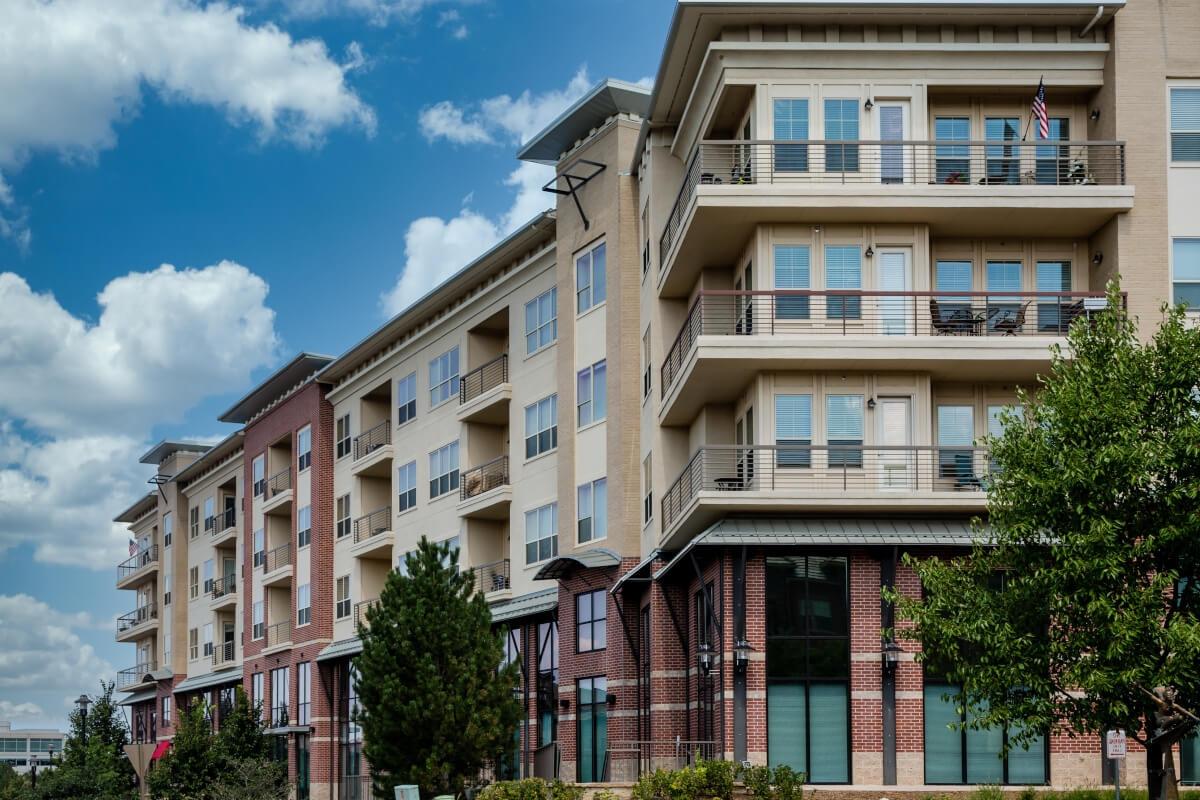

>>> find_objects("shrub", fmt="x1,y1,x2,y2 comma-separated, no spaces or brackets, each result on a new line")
631,760,743,800
478,779,583,800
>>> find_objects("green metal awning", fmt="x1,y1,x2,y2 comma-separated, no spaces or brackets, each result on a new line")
532,546,622,580
173,668,243,693
610,549,662,594
490,588,558,624
119,689,157,706
316,637,363,662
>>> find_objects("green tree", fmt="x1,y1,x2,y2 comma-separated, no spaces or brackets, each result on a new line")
212,690,284,800
36,682,136,800
146,703,218,800
0,764,33,800
357,536,521,798
891,289,1200,799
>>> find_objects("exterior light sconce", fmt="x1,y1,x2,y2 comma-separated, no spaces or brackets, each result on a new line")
698,642,714,675
559,698,570,711
882,640,903,673
867,398,877,411
1090,108,1101,121
1092,252,1104,265
734,638,753,675
606,694,617,707
865,246,875,258
864,98,874,111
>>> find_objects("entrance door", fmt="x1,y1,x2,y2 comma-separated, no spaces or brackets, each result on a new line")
876,101,910,184
877,248,912,335
876,397,913,489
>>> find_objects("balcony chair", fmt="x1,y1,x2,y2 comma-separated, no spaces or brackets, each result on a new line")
991,301,1030,336
930,299,982,335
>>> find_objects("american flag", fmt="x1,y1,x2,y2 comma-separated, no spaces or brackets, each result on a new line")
1032,78,1050,140
129,539,138,556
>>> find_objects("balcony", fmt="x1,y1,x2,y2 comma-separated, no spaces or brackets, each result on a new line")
660,444,989,546
116,545,159,590
264,620,291,653
262,467,293,515
350,506,393,560
211,641,237,670
457,456,511,519
261,544,293,587
354,598,380,631
658,140,1132,295
116,602,159,642
470,559,512,602
352,421,393,478
210,507,238,547
117,662,158,690
659,290,1111,425
457,354,511,424
210,576,237,611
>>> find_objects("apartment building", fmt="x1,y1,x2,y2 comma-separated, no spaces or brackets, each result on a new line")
0,722,63,774
114,0,1200,795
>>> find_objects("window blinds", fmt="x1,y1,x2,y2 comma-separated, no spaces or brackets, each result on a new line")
1171,88,1200,162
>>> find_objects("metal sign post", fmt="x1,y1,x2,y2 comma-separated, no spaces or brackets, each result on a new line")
1107,730,1127,800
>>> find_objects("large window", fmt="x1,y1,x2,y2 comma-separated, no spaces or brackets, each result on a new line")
335,415,351,459
577,478,607,543
826,395,864,468
576,590,607,652
252,601,264,640
397,371,417,424
1174,238,1200,308
537,622,559,747
251,672,264,716
297,425,312,471
203,623,213,658
297,661,311,725
576,242,607,313
774,245,811,320
766,556,850,783
934,117,970,184
398,460,417,512
773,99,809,172
297,505,311,548
924,682,1047,784
163,512,172,548
1036,261,1072,333
526,287,558,354
253,528,264,567
429,348,460,407
524,503,558,565
204,497,214,531
985,117,1021,184
935,260,974,323
775,394,813,468
339,664,363,800
986,260,1022,329
824,99,859,172
202,559,214,594
336,575,351,620
824,246,862,319
577,360,607,427
428,441,460,499
937,405,977,485
252,455,265,497
525,395,558,458
1035,118,1069,185
577,676,608,783
297,583,311,626
336,495,351,538
1171,87,1200,162
270,666,289,728
296,734,311,800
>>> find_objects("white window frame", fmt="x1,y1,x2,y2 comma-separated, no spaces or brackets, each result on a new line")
297,505,312,548
253,527,265,567
1173,238,1200,309
398,460,417,512
576,241,607,314
335,414,351,460
336,575,351,619
297,583,311,626
429,348,460,407
576,360,607,427
524,395,558,459
397,371,417,425
336,494,351,538
252,455,265,497
202,623,213,657
577,477,607,544
525,287,558,355
297,425,312,472
524,503,558,565
1170,86,1200,164
428,441,460,499
252,601,264,640
163,512,173,548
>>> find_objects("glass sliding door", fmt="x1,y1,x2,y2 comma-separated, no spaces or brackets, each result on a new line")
1036,261,1071,333
985,117,1021,184
577,677,608,782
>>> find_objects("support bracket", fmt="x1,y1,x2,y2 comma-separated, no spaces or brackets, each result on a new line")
542,160,606,230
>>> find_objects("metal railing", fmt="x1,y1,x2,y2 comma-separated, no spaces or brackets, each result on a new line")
459,354,509,405
659,138,1127,263
117,662,157,688
262,543,292,574
212,640,236,667
211,575,236,600
662,445,990,528
459,456,510,501
266,466,292,498
661,290,1115,393
212,507,236,535
340,775,374,800
117,545,159,580
117,602,159,634
471,559,511,595
354,420,391,460
607,739,718,779
353,506,392,543
354,599,380,630
266,620,291,648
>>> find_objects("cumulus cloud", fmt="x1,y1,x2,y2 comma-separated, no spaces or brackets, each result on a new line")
384,69,593,315
265,0,464,26
436,9,468,39
0,172,30,254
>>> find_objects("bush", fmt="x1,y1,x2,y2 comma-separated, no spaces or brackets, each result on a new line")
632,760,737,800
478,779,584,800
740,764,804,800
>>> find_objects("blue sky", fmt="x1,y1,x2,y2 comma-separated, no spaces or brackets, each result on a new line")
0,0,672,731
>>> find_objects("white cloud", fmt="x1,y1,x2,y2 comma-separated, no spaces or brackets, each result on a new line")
384,69,592,315
436,9,468,38
266,0,464,26
0,172,30,253
0,700,44,722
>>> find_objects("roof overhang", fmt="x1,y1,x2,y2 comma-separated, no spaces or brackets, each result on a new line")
490,587,559,623
611,549,663,594
218,353,333,424
518,79,652,165
118,689,158,706
173,430,245,486
317,637,363,662
533,547,622,581
173,668,243,694
113,492,157,524
138,440,210,466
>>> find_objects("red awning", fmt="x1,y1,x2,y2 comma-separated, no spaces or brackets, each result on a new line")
150,741,170,761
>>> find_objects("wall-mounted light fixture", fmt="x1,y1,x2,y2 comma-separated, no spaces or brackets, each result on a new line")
698,642,714,675
559,698,570,710
867,398,877,411
865,98,875,111
882,640,903,673
734,639,753,675
1092,252,1104,265
1090,108,1101,121
865,246,875,258
606,693,617,706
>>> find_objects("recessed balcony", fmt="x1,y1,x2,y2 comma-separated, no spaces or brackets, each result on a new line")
262,621,291,655
659,290,1111,425
211,641,238,670
457,354,511,424
262,467,293,515
210,508,238,547
660,444,989,547
470,558,512,603
658,140,1132,296
117,662,158,690
354,598,380,631
116,545,159,590
457,456,511,519
210,576,237,611
116,602,159,642
261,544,293,587
352,421,393,478
350,506,393,560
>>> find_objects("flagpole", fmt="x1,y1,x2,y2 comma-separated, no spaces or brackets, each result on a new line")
1021,75,1044,142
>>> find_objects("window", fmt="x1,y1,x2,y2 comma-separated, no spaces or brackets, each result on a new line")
924,680,1046,784
576,360,607,427
204,497,214,531
576,590,607,652
642,239,650,278
526,287,558,354
202,559,214,594
1036,261,1072,332
297,583,311,626
826,395,864,468
163,573,172,606
937,405,978,485
203,623,213,657
336,495,351,538
986,260,1022,329
1035,118,1070,185
189,566,199,600
270,666,290,728
576,242,607,313
188,628,199,660
985,117,1021,184
824,99,859,172
824,246,862,319
336,575,351,619
577,478,607,543
642,328,652,399
525,503,558,564
163,512,172,548
297,661,311,726
397,461,417,512
429,348,460,407
774,245,811,320
253,528,264,567
162,696,171,726
253,601,264,640
775,394,813,468
524,395,558,458
397,371,417,424
935,259,974,322
1174,239,1200,308
1171,88,1200,162
934,117,970,183
189,506,200,539
335,415,351,459
429,441,460,499
297,505,312,548
252,455,265,497
577,677,608,782
297,425,312,471
766,556,850,782
773,99,809,172
251,672,264,718
642,454,653,525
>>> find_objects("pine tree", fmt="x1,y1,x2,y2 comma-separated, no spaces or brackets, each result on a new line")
356,536,521,799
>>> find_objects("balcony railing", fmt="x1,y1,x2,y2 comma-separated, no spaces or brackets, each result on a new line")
471,559,511,595
659,139,1127,263
459,354,509,405
212,640,236,667
354,598,380,630
211,575,236,600
262,543,292,574
266,620,291,648
117,662,157,688
212,507,236,535
266,466,292,498
117,602,158,634
662,445,990,529
117,545,159,580
661,290,1114,394
353,506,392,543
354,420,391,461
460,456,510,501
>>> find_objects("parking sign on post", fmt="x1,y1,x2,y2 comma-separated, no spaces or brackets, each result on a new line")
1107,729,1127,760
